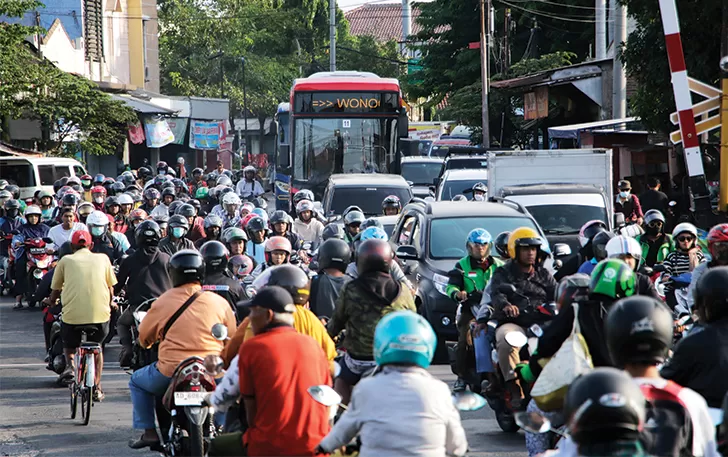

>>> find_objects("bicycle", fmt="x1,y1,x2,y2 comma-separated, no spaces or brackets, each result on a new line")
69,326,102,426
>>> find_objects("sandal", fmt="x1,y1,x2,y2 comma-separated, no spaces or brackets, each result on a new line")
93,388,105,402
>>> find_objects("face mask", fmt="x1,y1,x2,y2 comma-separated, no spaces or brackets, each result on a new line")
646,225,661,236
90,226,104,237
171,227,185,238
159,170,166,175
619,191,630,198
93,196,104,204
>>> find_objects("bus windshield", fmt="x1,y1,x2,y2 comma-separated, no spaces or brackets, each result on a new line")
293,117,397,184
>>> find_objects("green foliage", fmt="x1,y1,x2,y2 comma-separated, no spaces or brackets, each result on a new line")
0,0,135,155
619,0,722,135
335,35,405,78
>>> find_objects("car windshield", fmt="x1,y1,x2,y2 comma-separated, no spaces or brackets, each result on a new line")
525,204,608,235
445,158,488,171
1,163,36,187
401,162,442,185
439,179,487,200
430,216,540,259
329,186,412,216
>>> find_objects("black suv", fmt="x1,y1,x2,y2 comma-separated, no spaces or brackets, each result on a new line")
321,173,413,219
389,198,548,358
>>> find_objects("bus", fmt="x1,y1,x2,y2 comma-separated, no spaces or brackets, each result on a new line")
275,71,409,209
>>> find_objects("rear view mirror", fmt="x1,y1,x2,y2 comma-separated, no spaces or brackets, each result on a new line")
395,245,419,261
211,323,229,341
515,411,552,434
497,283,517,295
398,112,409,139
552,243,571,257
43,237,54,244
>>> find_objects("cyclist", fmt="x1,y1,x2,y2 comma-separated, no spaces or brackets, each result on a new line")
381,195,402,216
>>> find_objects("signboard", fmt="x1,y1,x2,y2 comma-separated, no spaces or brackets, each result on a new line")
524,87,549,120
166,118,189,145
143,117,175,148
294,92,400,114
189,120,224,150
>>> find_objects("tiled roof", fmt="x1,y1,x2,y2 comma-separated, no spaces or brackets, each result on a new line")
344,3,422,43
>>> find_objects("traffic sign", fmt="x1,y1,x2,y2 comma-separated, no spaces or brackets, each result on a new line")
670,96,720,125
669,77,721,144
671,115,720,144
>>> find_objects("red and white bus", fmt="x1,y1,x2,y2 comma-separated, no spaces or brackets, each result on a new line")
275,71,409,205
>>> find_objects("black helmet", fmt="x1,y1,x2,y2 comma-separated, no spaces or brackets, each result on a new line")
270,210,292,226
192,167,204,177
200,240,229,273
57,241,74,259
4,199,20,218
344,210,365,226
61,193,80,207
6,185,19,199
161,187,176,199
189,199,201,213
104,196,120,210
318,239,351,273
494,231,511,258
135,220,162,247
592,230,616,262
168,200,184,215
156,161,168,172
169,250,205,287
144,187,161,201
176,203,196,218
564,367,645,444
694,266,728,323
606,296,673,367
322,223,346,241
253,196,267,209
293,189,314,205
168,214,190,230
53,179,62,193
361,218,384,231
259,264,310,305
138,166,152,178
556,274,590,310
110,181,125,195
246,216,266,235
357,239,393,275
381,195,401,212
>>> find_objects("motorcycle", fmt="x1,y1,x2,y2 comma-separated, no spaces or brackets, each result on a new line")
0,230,16,295
24,237,54,307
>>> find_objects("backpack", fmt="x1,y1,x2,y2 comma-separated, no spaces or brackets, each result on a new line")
639,380,693,457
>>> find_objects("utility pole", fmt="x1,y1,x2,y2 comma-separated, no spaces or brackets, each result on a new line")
595,0,606,59
719,0,728,211
402,0,411,58
612,2,627,119
479,0,491,147
241,57,249,165
504,8,511,72
329,0,336,71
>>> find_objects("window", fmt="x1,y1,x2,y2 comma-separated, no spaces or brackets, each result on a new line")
74,165,86,177
38,165,55,186
1,163,35,187
328,186,412,217
438,179,488,201
397,215,418,246
55,166,71,180
429,216,540,259
401,162,442,185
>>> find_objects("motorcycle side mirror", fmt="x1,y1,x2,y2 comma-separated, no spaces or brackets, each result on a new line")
308,384,342,407
505,331,528,348
515,411,552,434
43,237,53,244
652,264,667,273
641,265,654,276
614,213,625,227
497,284,517,295
203,354,225,376
211,323,229,341
452,391,487,411
669,200,677,207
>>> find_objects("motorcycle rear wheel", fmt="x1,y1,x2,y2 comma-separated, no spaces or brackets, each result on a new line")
496,410,519,433
187,421,205,457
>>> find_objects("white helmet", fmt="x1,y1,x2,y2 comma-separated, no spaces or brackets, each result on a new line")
296,199,314,214
86,210,110,227
672,222,698,239
24,205,42,217
243,165,256,174
606,235,642,262
117,193,134,205
222,192,242,206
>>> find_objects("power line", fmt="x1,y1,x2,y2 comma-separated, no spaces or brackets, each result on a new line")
496,0,611,23
506,0,614,11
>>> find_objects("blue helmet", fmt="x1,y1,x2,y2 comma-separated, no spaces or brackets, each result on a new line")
374,311,437,369
251,207,268,222
467,228,491,245
360,226,388,241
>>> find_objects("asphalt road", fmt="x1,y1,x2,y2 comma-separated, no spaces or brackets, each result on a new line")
0,296,528,457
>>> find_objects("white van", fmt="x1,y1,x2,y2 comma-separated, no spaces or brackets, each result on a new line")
0,157,87,199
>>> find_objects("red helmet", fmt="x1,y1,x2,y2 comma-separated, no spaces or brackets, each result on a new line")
91,185,106,195
264,236,292,264
707,224,728,259
240,213,256,229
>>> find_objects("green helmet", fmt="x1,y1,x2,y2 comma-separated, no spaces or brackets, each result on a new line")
589,259,636,299
195,186,209,199
222,227,248,243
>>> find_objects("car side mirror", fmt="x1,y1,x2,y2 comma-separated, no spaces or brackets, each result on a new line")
497,283,517,295
395,245,419,261
614,212,625,227
552,243,571,257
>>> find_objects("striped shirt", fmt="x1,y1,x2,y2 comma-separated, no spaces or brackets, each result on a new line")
663,250,705,290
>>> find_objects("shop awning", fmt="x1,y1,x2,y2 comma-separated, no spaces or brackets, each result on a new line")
547,117,639,139
111,94,176,115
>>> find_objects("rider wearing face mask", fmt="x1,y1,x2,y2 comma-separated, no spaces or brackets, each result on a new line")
124,209,148,251
689,223,728,310
615,179,644,225
90,186,107,211
158,215,195,256
85,210,124,264
636,209,672,267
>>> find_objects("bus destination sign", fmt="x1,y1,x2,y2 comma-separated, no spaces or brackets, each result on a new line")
294,92,400,114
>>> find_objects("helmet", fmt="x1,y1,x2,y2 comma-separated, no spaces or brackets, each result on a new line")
0,190,11,203
221,192,241,207
176,203,196,218
360,226,388,241
672,222,698,239
317,238,351,272
117,193,134,206
494,231,511,258
216,176,233,187
296,199,315,215
381,195,401,213
204,214,224,229
472,182,487,193
109,181,125,195
219,187,235,199
556,274,590,310
161,187,176,200
605,235,642,266
507,227,544,259
707,223,728,262
135,220,162,247
606,296,673,367
67,176,81,187
230,255,254,277
344,210,365,226
93,174,105,185
192,167,203,177
223,227,248,243
265,236,292,256
167,200,184,215
61,193,80,207
322,223,346,241
144,187,161,201
4,199,20,218
24,205,42,217
168,214,190,230
252,196,267,210
592,230,616,262
694,266,728,323
38,189,53,201
246,216,266,236
589,259,636,300
138,167,152,179
91,185,106,195
467,228,491,245
0,179,7,189
361,218,384,231
153,175,167,188
452,194,467,201
240,202,255,214
270,210,293,227
564,367,645,444
86,210,110,227
130,208,148,222
252,264,310,305
6,184,19,199
643,209,665,226
374,311,437,369
169,250,206,287
357,239,393,274
293,189,314,204
194,187,209,200
243,165,256,174
152,213,169,227
342,205,363,219
579,220,608,248
200,240,230,273
104,196,120,210
156,161,168,172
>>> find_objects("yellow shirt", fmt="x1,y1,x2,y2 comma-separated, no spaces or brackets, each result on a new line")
52,248,117,325
138,284,237,377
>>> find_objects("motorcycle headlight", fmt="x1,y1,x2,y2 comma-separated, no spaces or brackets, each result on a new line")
433,273,450,297
33,269,43,279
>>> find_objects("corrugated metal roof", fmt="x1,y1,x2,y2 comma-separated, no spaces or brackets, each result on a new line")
344,3,422,43
111,95,176,115
548,117,639,139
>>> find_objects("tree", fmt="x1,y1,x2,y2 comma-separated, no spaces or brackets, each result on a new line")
619,0,722,135
0,0,136,155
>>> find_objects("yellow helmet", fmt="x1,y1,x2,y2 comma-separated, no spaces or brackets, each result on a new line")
507,227,543,259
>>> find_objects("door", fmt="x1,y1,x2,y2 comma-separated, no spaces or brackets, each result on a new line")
392,212,421,282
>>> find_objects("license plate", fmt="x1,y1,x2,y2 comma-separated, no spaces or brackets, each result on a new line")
174,391,206,406
30,248,45,254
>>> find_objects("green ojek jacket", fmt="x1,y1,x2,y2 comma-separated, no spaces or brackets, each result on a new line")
446,255,503,299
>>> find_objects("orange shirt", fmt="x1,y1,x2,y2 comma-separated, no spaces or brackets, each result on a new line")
239,327,332,456
138,283,237,377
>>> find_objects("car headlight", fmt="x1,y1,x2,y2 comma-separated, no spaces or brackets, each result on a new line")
433,273,450,297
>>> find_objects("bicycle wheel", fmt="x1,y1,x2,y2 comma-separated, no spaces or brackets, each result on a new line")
69,381,78,419
80,387,92,425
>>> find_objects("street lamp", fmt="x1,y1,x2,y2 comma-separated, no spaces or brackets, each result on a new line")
208,51,224,98
241,56,249,166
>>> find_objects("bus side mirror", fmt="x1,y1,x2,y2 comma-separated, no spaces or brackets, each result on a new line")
279,144,290,168
398,112,409,139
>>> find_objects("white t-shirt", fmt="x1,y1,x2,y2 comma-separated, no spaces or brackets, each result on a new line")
48,222,87,250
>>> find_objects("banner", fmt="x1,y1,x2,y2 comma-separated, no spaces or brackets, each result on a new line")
189,120,223,150
143,117,175,148
166,118,189,145
127,120,145,145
